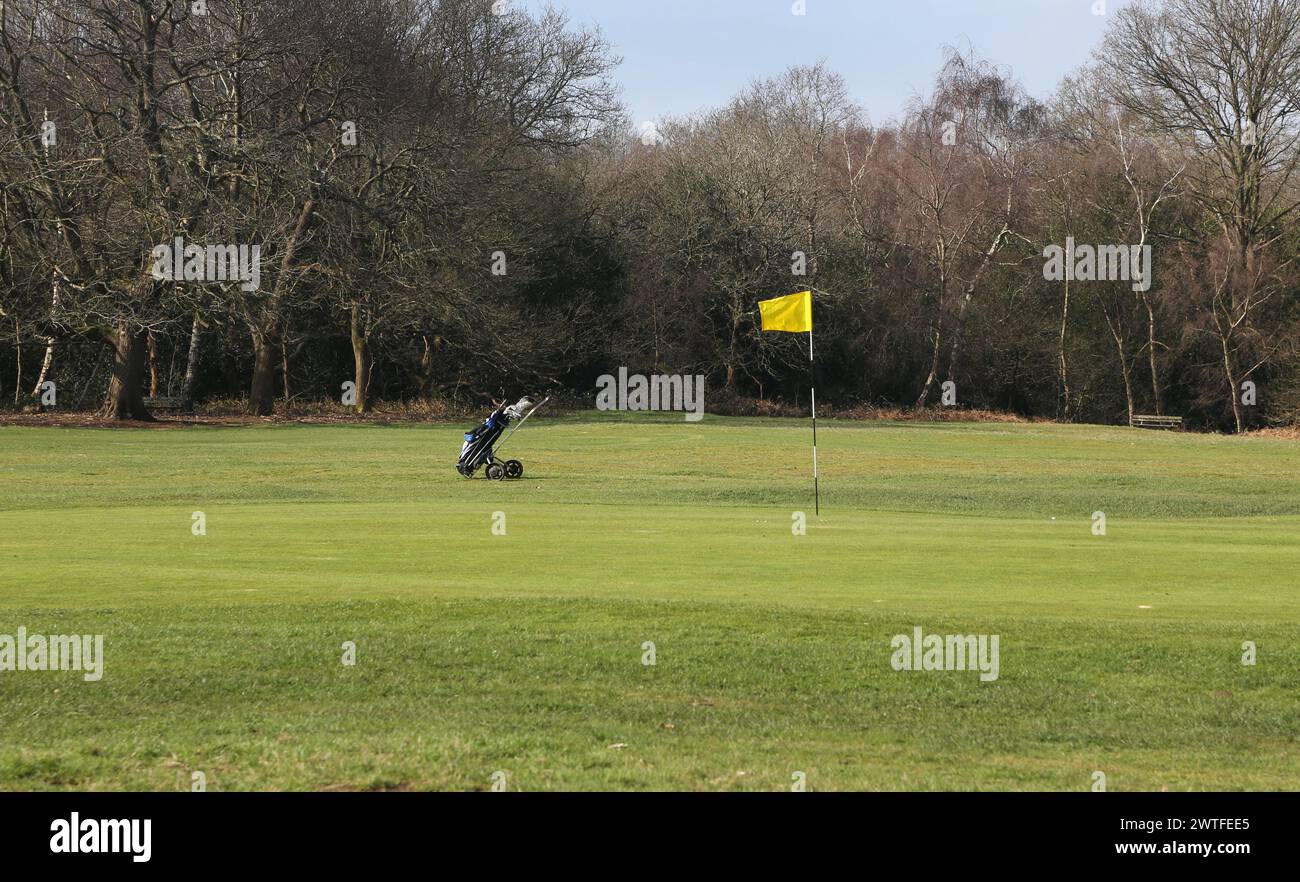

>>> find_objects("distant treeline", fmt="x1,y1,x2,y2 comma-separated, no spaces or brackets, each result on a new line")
1,0,1298,430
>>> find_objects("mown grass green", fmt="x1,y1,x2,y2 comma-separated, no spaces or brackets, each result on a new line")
1,413,1296,790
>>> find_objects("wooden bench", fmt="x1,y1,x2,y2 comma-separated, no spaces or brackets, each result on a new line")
144,396,189,412
1130,414,1182,430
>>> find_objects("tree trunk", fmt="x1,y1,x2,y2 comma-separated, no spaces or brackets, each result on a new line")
350,304,371,413
281,340,291,403
30,336,54,410
181,312,202,409
102,325,152,421
725,309,741,390
1142,295,1161,415
30,274,59,408
1104,321,1134,426
248,332,278,416
245,196,315,417
914,294,944,409
945,292,970,386
1120,358,1134,426
945,225,1008,384
1221,239,1253,433
1057,276,1071,420
1221,334,1243,433
147,330,159,397
12,317,21,406
418,336,434,398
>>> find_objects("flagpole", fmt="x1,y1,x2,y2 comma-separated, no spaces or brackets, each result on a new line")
757,288,820,516
809,327,819,517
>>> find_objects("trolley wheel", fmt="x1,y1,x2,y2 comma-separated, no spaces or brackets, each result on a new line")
504,459,523,479
485,462,506,481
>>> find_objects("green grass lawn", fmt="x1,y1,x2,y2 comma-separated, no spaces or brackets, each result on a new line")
1,413,1297,790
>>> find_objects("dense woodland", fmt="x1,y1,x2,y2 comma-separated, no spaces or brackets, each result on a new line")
2,0,1299,430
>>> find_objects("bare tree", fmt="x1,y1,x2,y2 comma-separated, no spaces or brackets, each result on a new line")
1099,0,1300,429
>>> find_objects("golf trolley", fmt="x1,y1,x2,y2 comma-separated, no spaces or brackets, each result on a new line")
456,396,548,480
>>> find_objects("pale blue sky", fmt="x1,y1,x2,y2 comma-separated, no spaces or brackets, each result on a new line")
515,0,1138,126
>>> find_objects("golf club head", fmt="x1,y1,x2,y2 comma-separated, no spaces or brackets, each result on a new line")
506,396,535,420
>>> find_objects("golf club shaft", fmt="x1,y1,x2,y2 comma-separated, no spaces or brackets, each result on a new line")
493,396,549,457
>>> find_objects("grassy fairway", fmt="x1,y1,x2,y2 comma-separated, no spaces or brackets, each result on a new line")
1,413,1297,790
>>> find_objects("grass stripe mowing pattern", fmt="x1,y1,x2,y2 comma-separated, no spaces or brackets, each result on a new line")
1,414,1296,789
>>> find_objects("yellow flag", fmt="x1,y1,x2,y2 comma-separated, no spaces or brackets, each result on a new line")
758,290,812,333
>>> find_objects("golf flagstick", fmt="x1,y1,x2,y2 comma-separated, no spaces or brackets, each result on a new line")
809,329,819,517
493,396,549,457
756,288,819,516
